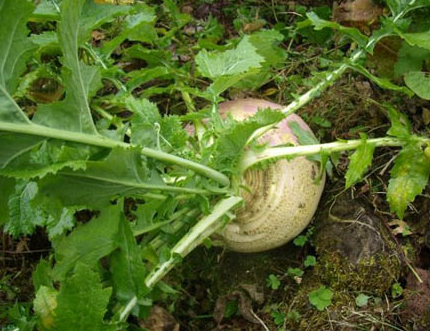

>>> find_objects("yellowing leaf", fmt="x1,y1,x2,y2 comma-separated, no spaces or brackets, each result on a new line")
34,286,58,330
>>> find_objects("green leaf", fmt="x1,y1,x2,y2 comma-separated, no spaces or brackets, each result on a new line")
0,176,15,226
307,12,368,48
391,282,403,298
5,181,46,237
52,263,113,331
0,133,45,170
33,260,53,292
195,36,264,79
46,206,80,240
288,121,333,176
386,104,412,138
287,267,304,277
401,30,430,50
109,216,149,302
345,133,375,188
234,29,287,90
32,0,61,21
346,61,413,96
355,293,370,307
207,72,255,97
37,147,164,209
128,97,187,151
304,255,317,267
213,109,285,172
34,286,58,331
308,286,333,311
100,3,156,57
385,0,430,16
394,42,430,78
387,143,430,218
125,67,171,92
266,274,281,290
0,0,36,124
296,6,333,46
33,0,100,134
52,204,121,280
404,71,430,100
1,140,89,180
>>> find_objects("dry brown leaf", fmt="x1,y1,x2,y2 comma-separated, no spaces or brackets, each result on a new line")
333,0,383,25
139,306,180,331
214,290,260,328
422,107,430,125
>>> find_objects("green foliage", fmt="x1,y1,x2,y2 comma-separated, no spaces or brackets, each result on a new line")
304,255,317,268
308,286,333,311
267,274,281,290
345,133,375,189
52,263,113,331
52,204,122,280
404,71,430,100
196,36,264,79
34,0,100,134
287,268,304,278
0,0,36,123
195,35,266,97
271,310,285,325
2,0,430,327
109,215,149,302
306,12,368,47
212,109,285,172
355,293,370,307
391,282,403,298
5,181,45,237
387,142,430,219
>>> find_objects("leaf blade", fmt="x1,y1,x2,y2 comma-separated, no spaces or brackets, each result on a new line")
387,143,430,219
345,133,375,188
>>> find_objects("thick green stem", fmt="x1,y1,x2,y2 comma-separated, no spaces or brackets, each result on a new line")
119,196,242,323
239,136,430,172
144,196,242,288
0,122,230,186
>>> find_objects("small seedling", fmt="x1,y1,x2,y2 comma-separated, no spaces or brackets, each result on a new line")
391,283,403,298
267,274,281,290
309,286,333,311
355,293,370,307
304,255,317,267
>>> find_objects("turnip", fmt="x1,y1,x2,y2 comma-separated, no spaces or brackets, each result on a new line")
213,99,325,252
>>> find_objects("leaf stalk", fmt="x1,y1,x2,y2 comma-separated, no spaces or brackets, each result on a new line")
239,136,430,172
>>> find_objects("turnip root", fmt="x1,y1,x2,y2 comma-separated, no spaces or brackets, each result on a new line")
215,99,325,252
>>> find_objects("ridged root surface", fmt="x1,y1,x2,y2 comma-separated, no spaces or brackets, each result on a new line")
216,99,325,252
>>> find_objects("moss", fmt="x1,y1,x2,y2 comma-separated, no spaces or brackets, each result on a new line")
314,251,401,296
